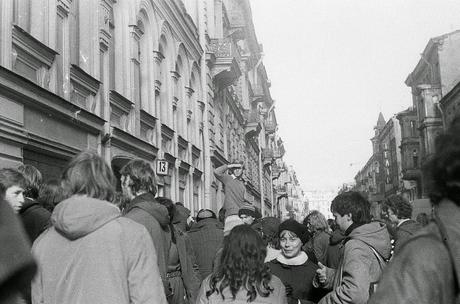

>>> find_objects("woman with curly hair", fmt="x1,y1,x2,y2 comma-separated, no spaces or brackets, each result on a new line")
196,224,287,304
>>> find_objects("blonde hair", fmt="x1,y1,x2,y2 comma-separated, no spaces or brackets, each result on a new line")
304,210,328,232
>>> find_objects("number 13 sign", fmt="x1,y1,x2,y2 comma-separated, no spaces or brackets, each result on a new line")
156,160,169,176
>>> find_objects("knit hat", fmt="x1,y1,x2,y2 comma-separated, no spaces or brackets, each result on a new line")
196,209,217,222
238,203,256,218
278,219,309,244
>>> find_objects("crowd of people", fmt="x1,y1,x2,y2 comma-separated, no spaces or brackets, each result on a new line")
1,121,460,304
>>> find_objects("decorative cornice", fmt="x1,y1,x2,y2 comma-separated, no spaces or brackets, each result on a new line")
109,90,133,112
185,86,194,97
178,135,188,149
111,127,158,160
161,123,175,139
153,50,165,63
140,109,157,128
12,24,58,68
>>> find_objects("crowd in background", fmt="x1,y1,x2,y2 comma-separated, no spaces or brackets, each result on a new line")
1,120,460,304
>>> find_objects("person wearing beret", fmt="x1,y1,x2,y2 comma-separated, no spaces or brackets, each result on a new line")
267,219,326,304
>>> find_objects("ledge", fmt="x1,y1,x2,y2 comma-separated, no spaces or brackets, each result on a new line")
111,127,158,160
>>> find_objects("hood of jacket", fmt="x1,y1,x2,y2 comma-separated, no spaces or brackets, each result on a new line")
189,218,223,232
126,193,170,228
347,221,392,259
329,230,346,245
52,195,120,240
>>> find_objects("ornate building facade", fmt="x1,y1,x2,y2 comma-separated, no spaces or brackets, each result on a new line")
0,0,287,216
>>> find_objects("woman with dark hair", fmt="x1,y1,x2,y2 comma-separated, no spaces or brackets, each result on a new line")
197,224,287,304
369,118,460,304
155,197,201,304
267,219,324,304
31,151,167,304
302,210,330,265
37,179,65,212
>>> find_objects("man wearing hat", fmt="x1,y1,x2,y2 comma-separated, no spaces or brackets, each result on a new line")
188,209,224,280
238,203,257,226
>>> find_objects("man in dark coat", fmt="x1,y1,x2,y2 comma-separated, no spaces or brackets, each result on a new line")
382,194,421,254
17,165,51,243
120,159,172,298
188,209,224,280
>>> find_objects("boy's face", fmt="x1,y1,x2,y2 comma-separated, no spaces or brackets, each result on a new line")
240,214,255,225
5,185,25,213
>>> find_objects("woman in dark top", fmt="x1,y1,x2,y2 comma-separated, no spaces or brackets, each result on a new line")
267,219,325,304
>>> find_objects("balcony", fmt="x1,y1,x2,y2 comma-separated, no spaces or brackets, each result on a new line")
264,120,276,134
209,38,241,89
402,168,421,181
244,109,261,137
272,164,287,179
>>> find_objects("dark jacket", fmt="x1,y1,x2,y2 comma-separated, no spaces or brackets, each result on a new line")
369,199,460,304
188,218,224,280
0,199,36,304
303,230,330,265
19,198,51,243
32,195,166,304
214,165,247,216
326,230,346,269
124,193,171,295
173,227,201,303
268,257,325,304
393,219,422,254
316,221,392,304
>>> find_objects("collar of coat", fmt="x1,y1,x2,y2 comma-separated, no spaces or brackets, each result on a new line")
275,251,308,265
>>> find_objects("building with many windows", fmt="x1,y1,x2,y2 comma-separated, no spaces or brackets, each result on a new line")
0,0,288,216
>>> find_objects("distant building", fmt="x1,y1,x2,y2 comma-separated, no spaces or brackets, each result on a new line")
304,190,336,220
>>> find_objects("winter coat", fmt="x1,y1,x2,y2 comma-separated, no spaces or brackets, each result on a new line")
188,218,224,280
123,193,171,294
393,219,422,254
316,221,391,304
31,195,167,304
303,230,330,265
172,226,201,303
268,256,326,304
368,199,460,304
0,198,36,304
19,198,51,243
196,275,288,304
214,165,247,217
326,230,346,269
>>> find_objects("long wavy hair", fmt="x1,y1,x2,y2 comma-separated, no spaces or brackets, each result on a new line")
206,225,273,302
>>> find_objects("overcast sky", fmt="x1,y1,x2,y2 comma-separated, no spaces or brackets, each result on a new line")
250,0,460,192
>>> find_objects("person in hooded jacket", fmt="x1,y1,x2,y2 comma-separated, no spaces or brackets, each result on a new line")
120,159,172,298
368,118,460,304
302,210,331,265
31,151,166,304
188,209,224,280
315,191,391,304
17,165,51,243
156,197,201,304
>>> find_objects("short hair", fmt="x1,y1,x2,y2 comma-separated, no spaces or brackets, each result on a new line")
120,159,157,196
303,210,329,232
61,151,115,201
38,179,66,212
330,191,371,225
218,208,226,223
416,212,430,226
382,195,412,219
0,168,26,198
425,116,460,205
17,164,42,199
155,197,176,243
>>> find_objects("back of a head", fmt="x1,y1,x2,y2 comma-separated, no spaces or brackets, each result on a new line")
120,159,157,196
17,165,42,199
155,196,175,223
304,210,329,232
0,168,26,198
331,191,371,225
38,179,65,212
383,194,412,219
425,117,460,205
196,208,217,222
61,151,115,201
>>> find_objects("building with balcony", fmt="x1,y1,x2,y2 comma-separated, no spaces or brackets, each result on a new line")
0,0,289,217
